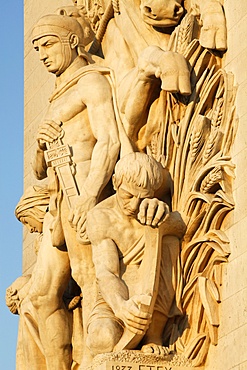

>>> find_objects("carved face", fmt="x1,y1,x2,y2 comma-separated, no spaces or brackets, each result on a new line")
116,178,154,217
140,0,184,27
33,35,73,75
20,216,43,233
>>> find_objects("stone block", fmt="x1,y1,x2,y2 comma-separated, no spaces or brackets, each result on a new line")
239,361,247,370
22,239,37,274
232,180,247,224
231,113,247,157
222,251,247,300
24,65,52,106
234,80,247,120
225,47,247,86
24,0,71,38
205,323,247,369
224,1,247,31
226,216,247,259
219,287,247,338
233,147,247,189
226,15,247,63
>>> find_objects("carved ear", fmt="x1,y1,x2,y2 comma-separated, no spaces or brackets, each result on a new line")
69,34,79,49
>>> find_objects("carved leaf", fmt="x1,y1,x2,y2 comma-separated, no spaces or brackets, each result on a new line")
207,279,220,303
198,277,219,326
183,334,207,360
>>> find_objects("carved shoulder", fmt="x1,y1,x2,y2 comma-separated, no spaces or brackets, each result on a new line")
87,201,117,245
76,71,112,105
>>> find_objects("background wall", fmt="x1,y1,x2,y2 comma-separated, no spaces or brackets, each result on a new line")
24,1,247,368
205,2,247,369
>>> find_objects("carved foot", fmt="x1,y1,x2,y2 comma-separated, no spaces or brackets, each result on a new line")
141,343,170,356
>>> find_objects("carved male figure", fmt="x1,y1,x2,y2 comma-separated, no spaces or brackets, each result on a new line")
86,153,185,356
21,13,121,369
6,185,50,369
6,185,49,316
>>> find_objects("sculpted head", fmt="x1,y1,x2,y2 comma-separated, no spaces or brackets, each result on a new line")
15,185,50,233
140,0,184,28
32,14,85,75
113,153,163,217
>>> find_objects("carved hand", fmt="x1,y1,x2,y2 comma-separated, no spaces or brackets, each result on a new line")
199,0,227,51
115,295,152,335
37,120,63,150
138,46,191,95
137,198,169,227
68,194,97,242
5,287,19,314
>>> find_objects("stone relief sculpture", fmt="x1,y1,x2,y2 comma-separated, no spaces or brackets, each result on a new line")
6,185,83,369
6,186,49,368
18,13,125,370
71,1,236,366
7,0,237,369
86,152,186,357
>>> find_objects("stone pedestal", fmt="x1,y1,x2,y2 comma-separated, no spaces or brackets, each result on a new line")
89,351,204,370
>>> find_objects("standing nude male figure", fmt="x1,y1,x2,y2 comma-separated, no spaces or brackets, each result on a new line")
21,14,120,370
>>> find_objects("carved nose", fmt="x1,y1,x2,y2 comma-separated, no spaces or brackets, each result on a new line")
39,48,47,61
130,197,141,211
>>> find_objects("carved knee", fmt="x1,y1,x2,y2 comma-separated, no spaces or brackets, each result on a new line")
86,319,123,356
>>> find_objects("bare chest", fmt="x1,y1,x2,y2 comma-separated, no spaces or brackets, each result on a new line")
112,217,144,256
45,85,95,146
47,85,86,122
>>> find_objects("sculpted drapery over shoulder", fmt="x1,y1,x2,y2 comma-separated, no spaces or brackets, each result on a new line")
8,1,237,369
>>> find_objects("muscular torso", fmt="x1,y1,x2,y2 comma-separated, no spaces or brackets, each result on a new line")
90,196,145,257
45,81,96,185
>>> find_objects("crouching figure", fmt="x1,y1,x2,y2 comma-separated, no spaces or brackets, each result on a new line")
86,152,186,356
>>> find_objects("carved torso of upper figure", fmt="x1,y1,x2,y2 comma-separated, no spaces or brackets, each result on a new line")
45,62,99,182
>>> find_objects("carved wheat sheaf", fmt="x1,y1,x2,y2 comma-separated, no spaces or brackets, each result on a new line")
200,167,223,193
159,27,237,365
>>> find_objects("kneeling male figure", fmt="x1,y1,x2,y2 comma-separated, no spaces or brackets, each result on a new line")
86,152,185,356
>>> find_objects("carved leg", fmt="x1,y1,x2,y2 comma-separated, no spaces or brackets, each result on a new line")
61,201,98,368
22,212,72,370
141,310,169,355
16,312,46,370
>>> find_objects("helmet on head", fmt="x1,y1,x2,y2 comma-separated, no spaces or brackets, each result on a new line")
32,14,85,46
32,14,87,75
